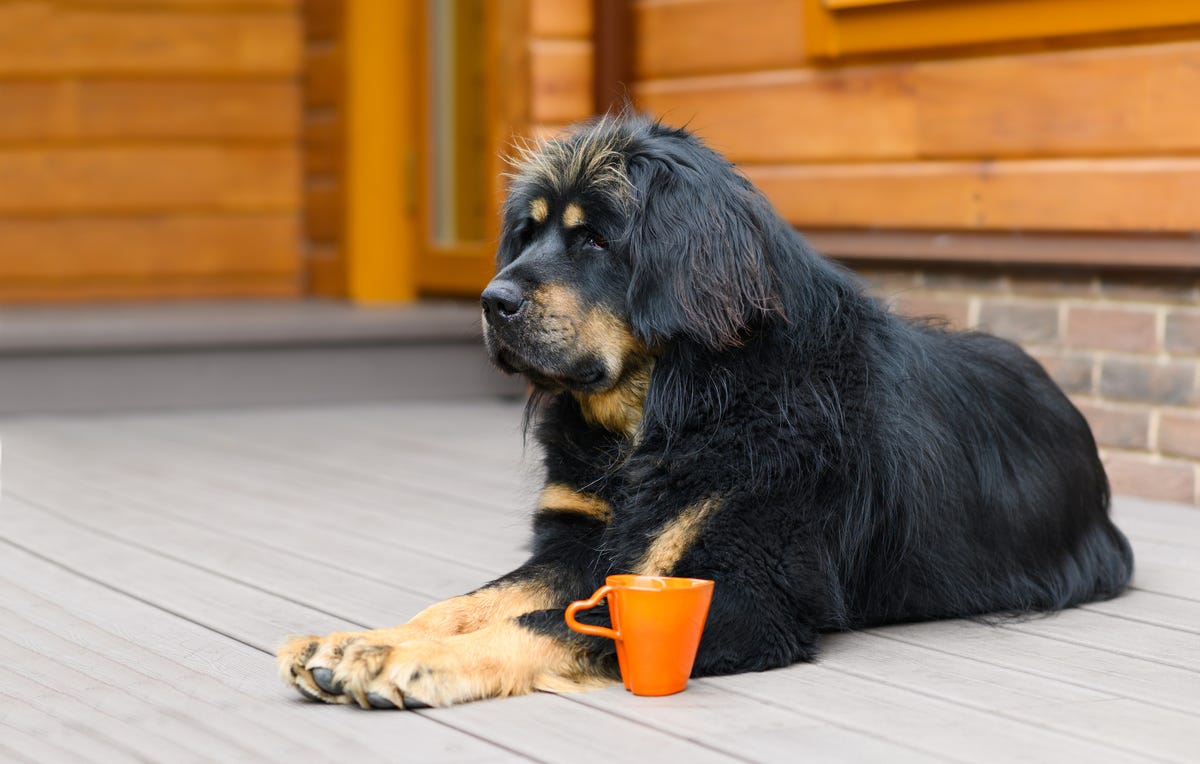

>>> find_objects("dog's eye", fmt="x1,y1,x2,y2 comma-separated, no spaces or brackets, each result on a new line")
581,229,608,251
514,221,535,246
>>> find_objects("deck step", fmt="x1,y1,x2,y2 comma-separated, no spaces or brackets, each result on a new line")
0,300,523,414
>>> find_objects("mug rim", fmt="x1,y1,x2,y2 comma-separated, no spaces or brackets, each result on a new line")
605,574,714,591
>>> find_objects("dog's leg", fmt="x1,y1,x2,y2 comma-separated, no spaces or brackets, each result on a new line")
278,476,619,706
278,572,620,708
614,493,831,677
298,612,614,709
276,578,557,704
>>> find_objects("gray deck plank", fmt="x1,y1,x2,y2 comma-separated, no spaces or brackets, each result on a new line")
4,400,1200,762
122,407,536,515
0,729,78,764
1081,590,1200,634
6,478,438,627
2,502,359,643
0,662,205,763
3,435,961,763
0,544,527,763
25,475,946,761
1112,498,1200,549
0,505,735,761
0,482,1072,764
1122,541,1200,602
6,418,529,567
564,682,951,763
705,666,1151,764
1006,607,1200,673
3,446,948,762
871,620,1200,716
6,451,489,601
0,687,142,764
4,435,527,576
819,630,1198,763
14,409,1198,613
420,693,743,764
2,637,264,764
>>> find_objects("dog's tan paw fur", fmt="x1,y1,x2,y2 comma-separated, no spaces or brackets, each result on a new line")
278,622,612,709
277,629,406,705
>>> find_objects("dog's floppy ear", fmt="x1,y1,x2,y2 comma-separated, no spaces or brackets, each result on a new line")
624,134,777,350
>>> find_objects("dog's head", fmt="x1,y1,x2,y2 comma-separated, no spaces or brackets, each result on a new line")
482,115,778,402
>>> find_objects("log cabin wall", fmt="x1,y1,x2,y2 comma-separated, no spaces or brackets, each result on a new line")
528,0,595,139
298,0,595,300
0,0,304,301
302,0,345,297
630,0,1200,503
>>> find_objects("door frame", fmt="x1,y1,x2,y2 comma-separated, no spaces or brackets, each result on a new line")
342,0,532,303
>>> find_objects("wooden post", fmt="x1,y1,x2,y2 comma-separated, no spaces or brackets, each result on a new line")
343,0,417,302
593,0,632,115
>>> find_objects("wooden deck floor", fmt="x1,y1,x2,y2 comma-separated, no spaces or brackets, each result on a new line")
2,400,1198,763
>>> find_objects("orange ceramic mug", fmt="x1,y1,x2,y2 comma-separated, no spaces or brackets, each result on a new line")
565,575,715,696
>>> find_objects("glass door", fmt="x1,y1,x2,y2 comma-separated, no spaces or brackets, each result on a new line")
416,0,503,296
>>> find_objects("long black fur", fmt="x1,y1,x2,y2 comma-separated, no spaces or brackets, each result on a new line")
492,114,1133,677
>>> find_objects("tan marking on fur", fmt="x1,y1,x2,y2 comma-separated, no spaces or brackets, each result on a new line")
337,620,615,708
535,282,582,320
581,308,642,377
574,306,653,437
530,197,549,223
530,284,654,437
538,483,611,522
635,496,723,576
562,202,585,228
404,581,555,637
277,581,560,704
574,360,653,438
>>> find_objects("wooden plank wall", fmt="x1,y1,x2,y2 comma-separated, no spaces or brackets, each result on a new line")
303,0,346,297
528,0,594,139
632,0,1200,248
0,0,304,302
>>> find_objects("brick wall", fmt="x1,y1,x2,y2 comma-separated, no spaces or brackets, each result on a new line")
853,264,1200,505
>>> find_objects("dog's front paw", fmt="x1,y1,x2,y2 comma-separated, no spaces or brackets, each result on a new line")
280,622,610,710
276,628,409,706
332,639,445,709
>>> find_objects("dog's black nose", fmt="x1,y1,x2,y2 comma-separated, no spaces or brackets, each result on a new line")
481,280,527,320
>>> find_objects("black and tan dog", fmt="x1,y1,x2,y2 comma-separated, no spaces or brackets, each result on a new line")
278,114,1133,709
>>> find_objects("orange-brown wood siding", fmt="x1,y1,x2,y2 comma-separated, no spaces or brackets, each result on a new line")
303,0,346,297
529,0,594,138
632,1,1200,265
0,0,304,302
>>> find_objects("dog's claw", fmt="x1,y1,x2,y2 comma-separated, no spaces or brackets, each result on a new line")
311,667,343,695
367,692,398,709
403,695,432,710
296,685,321,701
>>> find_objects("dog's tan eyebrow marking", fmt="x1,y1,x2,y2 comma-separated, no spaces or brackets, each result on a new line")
562,202,585,228
530,197,549,223
634,496,722,576
537,483,612,523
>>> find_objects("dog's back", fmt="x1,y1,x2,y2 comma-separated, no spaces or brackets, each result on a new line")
836,308,1134,626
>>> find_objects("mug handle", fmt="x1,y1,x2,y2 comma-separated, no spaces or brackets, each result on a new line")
564,585,620,640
